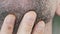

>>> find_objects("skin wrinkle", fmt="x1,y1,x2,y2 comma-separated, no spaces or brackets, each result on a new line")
0,0,56,34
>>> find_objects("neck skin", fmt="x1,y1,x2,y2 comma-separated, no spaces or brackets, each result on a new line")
45,19,52,34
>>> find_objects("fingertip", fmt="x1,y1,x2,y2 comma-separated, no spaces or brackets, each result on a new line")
38,21,45,27
1,14,16,34
6,14,16,19
24,11,37,19
4,14,16,22
32,21,45,34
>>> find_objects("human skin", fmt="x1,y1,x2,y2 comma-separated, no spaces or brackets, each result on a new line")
0,11,45,34
0,0,60,34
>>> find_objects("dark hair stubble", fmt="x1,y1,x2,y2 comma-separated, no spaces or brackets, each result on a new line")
0,0,56,34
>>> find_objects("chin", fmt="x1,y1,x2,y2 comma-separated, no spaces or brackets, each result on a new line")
0,0,56,34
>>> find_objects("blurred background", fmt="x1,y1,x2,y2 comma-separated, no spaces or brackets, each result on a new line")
53,14,60,34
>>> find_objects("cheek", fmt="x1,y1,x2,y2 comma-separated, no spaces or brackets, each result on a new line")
56,0,60,16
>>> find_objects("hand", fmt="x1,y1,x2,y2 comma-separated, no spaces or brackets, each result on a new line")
0,11,45,34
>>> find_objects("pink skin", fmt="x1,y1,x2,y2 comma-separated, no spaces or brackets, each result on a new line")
56,0,60,16
0,11,45,34
0,0,60,34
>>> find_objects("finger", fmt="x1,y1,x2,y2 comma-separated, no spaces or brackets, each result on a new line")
0,14,16,34
32,21,45,34
17,11,37,34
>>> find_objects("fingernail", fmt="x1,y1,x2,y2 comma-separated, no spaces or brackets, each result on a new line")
4,14,16,24
38,21,45,29
23,11,37,21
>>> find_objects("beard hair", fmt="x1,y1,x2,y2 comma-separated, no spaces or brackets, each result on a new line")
0,0,56,34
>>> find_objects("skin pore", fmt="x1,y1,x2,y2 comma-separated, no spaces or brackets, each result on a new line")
0,0,59,34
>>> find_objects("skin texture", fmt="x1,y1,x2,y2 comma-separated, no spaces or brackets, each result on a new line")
0,0,57,34
56,0,60,16
0,12,45,34
0,14,16,34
